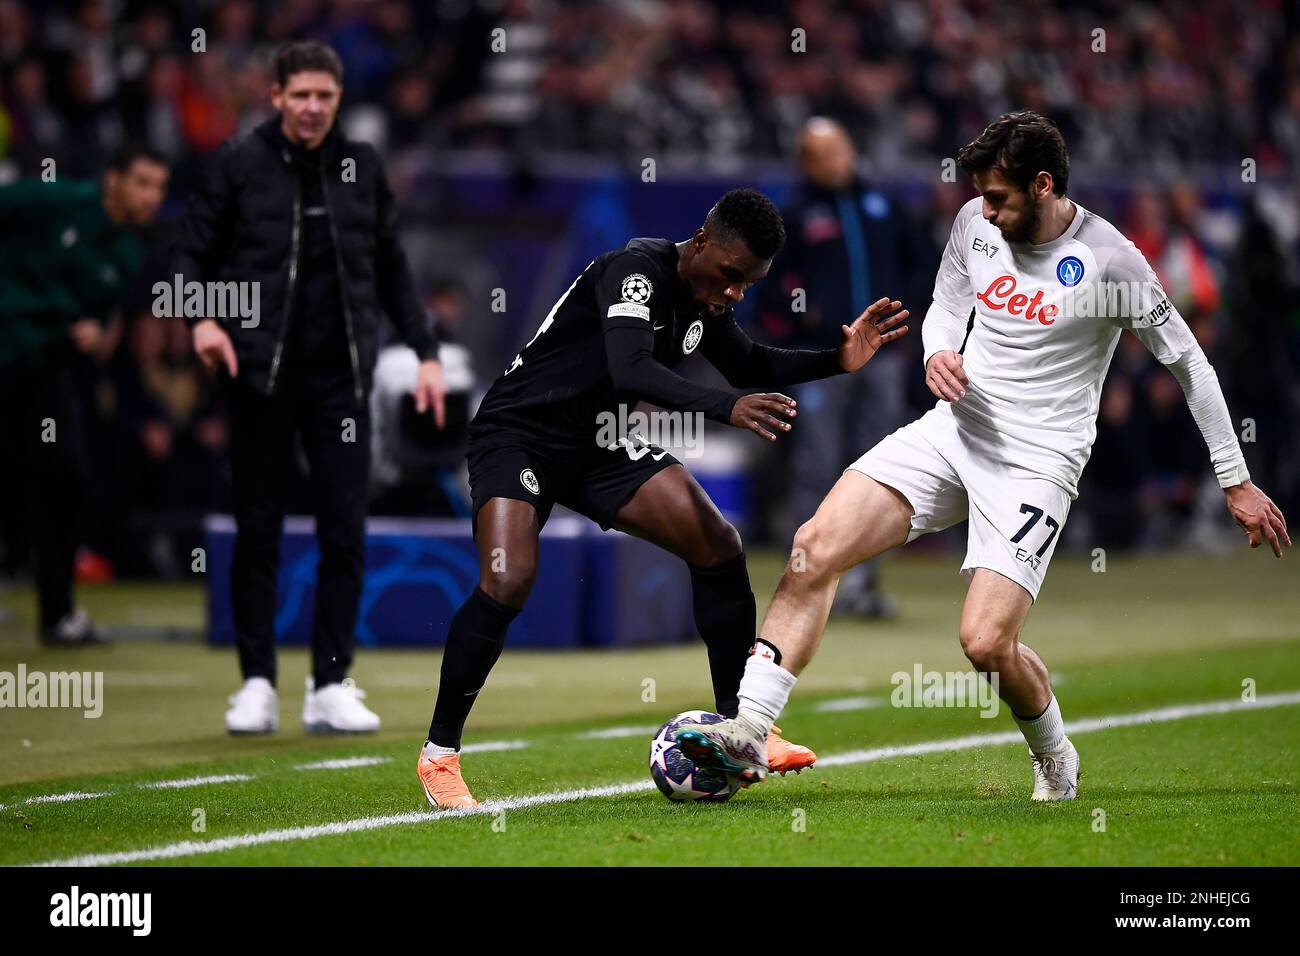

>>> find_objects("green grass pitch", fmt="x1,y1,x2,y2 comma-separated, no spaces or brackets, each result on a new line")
1,550,1297,866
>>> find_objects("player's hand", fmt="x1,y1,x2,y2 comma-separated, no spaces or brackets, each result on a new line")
730,392,796,442
192,318,238,378
925,349,968,403
68,318,103,354
838,297,909,372
1225,480,1290,558
413,358,447,428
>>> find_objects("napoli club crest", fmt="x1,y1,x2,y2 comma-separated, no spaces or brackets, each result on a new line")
1056,256,1084,287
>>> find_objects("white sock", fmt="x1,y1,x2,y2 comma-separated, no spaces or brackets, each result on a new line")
422,740,458,758
735,654,797,739
1014,694,1065,754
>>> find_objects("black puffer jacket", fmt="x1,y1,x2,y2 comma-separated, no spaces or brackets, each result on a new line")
171,117,436,401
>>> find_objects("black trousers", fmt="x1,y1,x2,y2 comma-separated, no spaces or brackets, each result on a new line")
1,364,86,630
225,364,370,687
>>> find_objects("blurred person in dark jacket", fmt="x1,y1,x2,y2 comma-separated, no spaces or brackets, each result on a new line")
1141,369,1206,547
0,144,169,644
110,309,229,575
761,117,925,617
172,41,446,735
1077,376,1150,550
1224,201,1298,517
370,279,476,517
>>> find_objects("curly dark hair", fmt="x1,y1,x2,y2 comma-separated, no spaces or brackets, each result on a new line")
706,188,786,260
958,110,1070,196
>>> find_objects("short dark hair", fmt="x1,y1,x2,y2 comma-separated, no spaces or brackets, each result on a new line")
706,188,786,260
958,110,1070,196
107,143,167,174
273,41,343,87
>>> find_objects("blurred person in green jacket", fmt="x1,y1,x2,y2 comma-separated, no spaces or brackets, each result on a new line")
0,144,169,644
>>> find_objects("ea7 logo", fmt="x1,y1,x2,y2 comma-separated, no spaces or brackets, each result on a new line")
50,886,151,936
1015,547,1042,570
972,237,999,258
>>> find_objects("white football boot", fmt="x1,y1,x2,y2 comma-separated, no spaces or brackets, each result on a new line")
225,677,279,735
1029,736,1079,801
303,677,381,734
673,716,769,785
40,607,108,646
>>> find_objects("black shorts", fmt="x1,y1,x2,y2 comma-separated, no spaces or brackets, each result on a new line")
467,428,680,532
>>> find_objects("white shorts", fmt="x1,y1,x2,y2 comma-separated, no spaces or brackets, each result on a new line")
847,406,1073,601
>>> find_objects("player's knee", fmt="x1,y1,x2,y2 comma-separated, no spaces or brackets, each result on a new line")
479,556,538,609
959,624,1015,675
694,517,742,566
789,518,840,587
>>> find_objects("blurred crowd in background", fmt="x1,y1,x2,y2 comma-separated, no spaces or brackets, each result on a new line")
2,0,1299,581
6,0,1300,175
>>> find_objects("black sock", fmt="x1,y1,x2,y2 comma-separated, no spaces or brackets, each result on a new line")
427,587,520,749
689,552,756,719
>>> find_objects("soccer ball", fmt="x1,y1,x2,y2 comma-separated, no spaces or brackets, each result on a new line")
648,710,741,802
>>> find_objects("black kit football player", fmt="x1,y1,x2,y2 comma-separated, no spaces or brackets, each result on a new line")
416,188,909,807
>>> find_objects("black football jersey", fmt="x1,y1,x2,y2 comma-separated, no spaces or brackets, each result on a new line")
472,237,736,449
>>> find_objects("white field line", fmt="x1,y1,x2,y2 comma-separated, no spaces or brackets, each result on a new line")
142,774,253,790
0,790,109,811
575,725,660,740
818,692,1300,766
4,741,530,806
24,790,109,804
34,781,655,867
296,757,392,771
811,696,883,713
31,691,1300,867
461,740,530,753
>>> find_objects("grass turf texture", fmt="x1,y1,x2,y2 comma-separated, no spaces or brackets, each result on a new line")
1,551,1297,866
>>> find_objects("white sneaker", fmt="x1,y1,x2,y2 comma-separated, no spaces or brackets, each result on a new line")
225,677,278,735
1030,736,1079,801
40,607,107,646
303,676,381,734
672,716,769,784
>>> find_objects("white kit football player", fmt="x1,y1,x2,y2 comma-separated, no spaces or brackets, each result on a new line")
675,110,1290,800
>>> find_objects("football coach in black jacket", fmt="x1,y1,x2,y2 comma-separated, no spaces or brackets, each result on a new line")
173,41,445,735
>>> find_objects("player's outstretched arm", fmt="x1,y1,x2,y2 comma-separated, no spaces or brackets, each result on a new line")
1157,336,1289,557
698,296,908,390
1224,481,1290,558
837,297,910,372
1115,239,1287,556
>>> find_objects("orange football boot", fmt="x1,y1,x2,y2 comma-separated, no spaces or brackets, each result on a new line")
765,724,816,775
417,748,479,809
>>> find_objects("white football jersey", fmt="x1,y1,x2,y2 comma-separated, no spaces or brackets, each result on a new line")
925,197,1200,497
